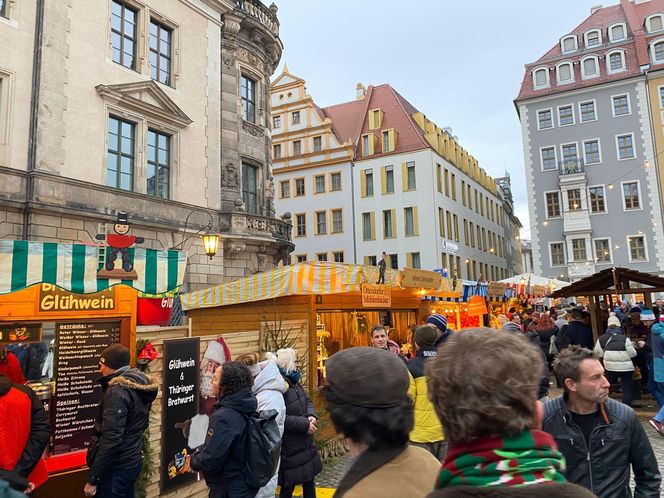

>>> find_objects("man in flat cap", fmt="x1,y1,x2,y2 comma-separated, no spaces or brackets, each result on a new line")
322,347,439,498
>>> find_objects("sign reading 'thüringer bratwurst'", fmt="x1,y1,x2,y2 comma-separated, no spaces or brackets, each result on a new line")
39,284,115,312
361,283,391,308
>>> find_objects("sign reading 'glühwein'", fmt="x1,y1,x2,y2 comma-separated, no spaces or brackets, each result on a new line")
52,321,121,455
39,284,115,312
361,283,391,308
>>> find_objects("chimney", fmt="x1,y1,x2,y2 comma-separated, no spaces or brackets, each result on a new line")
356,83,366,100
590,4,602,14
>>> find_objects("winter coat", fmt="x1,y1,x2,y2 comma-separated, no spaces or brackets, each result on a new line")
652,322,664,383
278,379,322,488
252,362,287,498
191,387,258,498
536,326,558,359
0,375,50,492
7,343,46,381
86,367,158,486
0,480,28,498
594,329,636,372
336,445,440,498
407,348,444,444
543,396,661,498
0,352,25,385
565,321,594,349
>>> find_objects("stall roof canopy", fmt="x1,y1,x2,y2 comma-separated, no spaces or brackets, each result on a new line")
182,262,463,311
499,273,569,290
0,240,187,295
549,267,664,298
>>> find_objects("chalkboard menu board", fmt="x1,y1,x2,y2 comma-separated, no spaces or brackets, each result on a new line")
161,337,200,493
52,321,121,455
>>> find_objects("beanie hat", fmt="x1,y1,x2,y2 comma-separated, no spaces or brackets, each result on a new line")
630,306,642,314
325,347,410,408
607,312,621,328
99,344,130,370
414,325,439,349
659,315,664,322
425,314,448,333
641,309,656,321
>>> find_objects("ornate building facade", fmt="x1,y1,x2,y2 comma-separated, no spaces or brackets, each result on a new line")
0,0,292,290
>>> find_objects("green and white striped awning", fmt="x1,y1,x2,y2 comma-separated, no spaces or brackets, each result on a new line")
0,240,187,295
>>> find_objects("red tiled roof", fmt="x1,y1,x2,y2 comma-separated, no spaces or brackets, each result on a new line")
320,93,370,145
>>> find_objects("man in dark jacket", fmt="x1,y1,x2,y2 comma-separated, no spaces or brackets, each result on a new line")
0,373,50,493
191,361,258,498
563,308,594,349
543,346,660,498
85,344,158,498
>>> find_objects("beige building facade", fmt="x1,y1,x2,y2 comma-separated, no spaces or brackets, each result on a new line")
0,0,292,290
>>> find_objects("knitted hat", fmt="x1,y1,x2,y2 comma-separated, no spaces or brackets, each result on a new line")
607,312,621,328
630,306,642,314
325,347,409,408
641,309,656,322
99,344,130,370
425,314,448,332
413,325,438,349
659,315,664,322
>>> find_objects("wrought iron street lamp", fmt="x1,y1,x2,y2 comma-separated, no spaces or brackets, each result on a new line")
171,209,220,259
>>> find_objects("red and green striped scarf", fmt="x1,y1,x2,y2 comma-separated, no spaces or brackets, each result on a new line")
436,430,567,488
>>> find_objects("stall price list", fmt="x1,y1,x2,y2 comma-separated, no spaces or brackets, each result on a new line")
52,321,121,455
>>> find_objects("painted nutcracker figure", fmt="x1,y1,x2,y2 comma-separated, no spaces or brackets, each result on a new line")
96,211,144,279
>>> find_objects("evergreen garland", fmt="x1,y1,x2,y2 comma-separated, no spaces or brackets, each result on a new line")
135,338,156,498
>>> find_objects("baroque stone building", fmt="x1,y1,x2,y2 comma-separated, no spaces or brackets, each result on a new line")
0,0,292,290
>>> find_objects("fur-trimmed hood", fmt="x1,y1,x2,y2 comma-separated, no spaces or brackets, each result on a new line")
102,367,159,403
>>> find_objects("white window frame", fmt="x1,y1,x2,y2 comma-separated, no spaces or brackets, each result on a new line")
615,133,636,161
581,55,600,79
593,237,613,264
587,184,607,214
627,234,649,262
556,61,575,85
578,99,597,122
557,104,575,127
571,237,589,262
621,180,643,211
584,29,602,48
532,66,550,89
646,13,664,34
549,241,567,268
658,85,664,108
583,138,602,165
608,22,627,42
539,145,558,172
650,37,664,64
611,93,631,117
544,190,562,219
606,50,627,74
560,141,579,166
560,35,578,54
537,108,554,130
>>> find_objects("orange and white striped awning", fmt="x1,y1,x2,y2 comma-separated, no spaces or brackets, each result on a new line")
182,262,401,310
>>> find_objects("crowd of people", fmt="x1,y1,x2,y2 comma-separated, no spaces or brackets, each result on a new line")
2,300,664,498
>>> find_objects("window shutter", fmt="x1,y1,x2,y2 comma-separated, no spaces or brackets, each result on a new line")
369,111,375,130
360,171,366,197
388,129,396,151
369,212,376,240
381,167,387,195
413,206,419,235
401,163,408,191
370,133,376,155
390,209,397,238
364,256,371,265
406,253,413,268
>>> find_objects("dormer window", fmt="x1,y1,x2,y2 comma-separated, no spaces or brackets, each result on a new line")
609,22,627,42
556,62,575,84
561,35,578,54
532,67,550,89
651,39,664,63
646,14,664,33
607,50,626,73
581,56,599,79
584,29,602,47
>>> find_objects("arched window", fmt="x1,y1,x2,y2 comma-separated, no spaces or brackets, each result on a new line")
532,67,550,89
556,62,575,84
646,14,664,33
584,29,602,48
651,39,664,64
581,56,599,79
608,22,627,42
561,35,578,54
606,50,626,73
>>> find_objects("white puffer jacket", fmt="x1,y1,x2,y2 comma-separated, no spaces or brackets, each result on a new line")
594,330,637,372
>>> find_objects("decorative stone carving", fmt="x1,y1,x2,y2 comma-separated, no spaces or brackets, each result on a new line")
251,30,263,46
265,178,274,201
257,254,268,272
242,120,263,137
236,48,265,73
222,55,236,69
222,162,239,189
222,18,241,40
232,198,246,213
226,240,246,258
269,3,278,15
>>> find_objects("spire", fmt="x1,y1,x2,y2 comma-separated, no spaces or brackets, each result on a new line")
283,62,289,74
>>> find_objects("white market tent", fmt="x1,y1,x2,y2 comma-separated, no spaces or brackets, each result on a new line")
499,273,569,291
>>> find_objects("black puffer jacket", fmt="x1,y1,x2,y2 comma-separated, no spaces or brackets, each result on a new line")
278,380,322,488
191,387,258,498
543,396,661,498
86,367,158,485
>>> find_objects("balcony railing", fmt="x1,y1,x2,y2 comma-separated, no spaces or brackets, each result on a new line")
558,158,585,175
231,211,292,242
235,0,279,36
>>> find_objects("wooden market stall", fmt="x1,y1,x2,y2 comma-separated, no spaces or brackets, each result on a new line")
548,267,664,340
0,240,186,497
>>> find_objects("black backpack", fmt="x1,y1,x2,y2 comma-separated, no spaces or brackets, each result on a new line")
243,409,282,489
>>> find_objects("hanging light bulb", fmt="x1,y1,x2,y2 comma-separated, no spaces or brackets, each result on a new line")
543,220,549,227
608,184,614,190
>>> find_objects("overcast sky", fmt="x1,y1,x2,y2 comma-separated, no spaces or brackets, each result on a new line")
272,0,612,240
